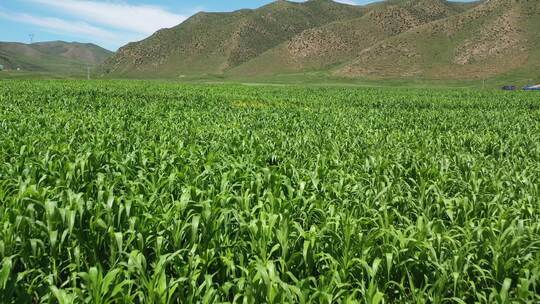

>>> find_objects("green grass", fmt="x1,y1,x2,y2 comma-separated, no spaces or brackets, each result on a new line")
5,69,538,89
173,71,534,90
1,80,540,303
0,71,81,80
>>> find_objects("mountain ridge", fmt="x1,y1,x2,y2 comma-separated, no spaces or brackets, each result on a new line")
335,0,540,79
228,0,472,76
102,0,540,81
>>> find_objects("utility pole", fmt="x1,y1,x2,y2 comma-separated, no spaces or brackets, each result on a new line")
87,66,91,80
29,34,35,44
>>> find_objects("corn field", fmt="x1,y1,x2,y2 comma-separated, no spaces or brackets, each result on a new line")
1,81,539,303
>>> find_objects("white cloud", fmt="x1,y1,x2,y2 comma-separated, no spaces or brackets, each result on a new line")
334,0,358,5
0,10,119,41
28,0,187,35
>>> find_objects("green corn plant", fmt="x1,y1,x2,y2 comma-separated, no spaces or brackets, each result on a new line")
1,80,539,303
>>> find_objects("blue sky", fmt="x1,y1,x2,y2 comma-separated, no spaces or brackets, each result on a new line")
0,0,473,51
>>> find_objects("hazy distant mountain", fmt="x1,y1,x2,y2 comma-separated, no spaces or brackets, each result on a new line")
102,0,540,80
0,41,112,75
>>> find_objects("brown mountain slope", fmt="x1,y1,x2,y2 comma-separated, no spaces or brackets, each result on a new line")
229,0,472,75
103,0,367,77
335,0,540,79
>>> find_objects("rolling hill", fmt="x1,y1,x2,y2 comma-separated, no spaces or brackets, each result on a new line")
0,41,113,75
102,0,540,81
